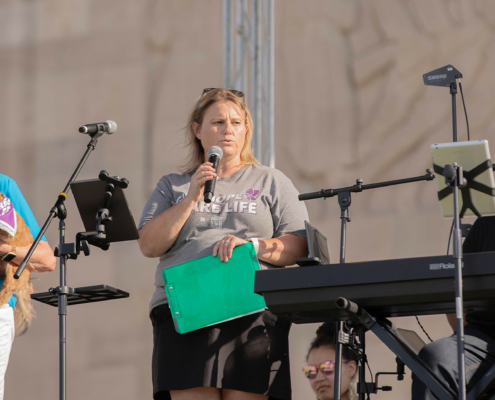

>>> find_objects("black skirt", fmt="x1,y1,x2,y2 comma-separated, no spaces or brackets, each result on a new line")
150,304,292,400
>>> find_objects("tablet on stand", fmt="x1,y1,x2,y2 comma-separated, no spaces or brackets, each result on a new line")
431,139,495,400
431,140,495,218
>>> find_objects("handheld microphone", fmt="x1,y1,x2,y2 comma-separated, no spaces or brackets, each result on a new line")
79,120,117,135
204,146,223,204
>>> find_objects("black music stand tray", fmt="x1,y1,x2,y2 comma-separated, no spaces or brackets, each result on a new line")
32,285,129,307
31,171,138,400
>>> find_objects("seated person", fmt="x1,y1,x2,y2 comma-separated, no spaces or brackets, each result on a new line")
411,216,495,399
303,322,358,400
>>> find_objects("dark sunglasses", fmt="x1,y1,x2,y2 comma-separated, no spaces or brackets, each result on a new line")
302,360,350,379
195,88,245,119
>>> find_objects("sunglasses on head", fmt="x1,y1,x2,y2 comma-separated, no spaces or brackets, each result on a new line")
302,360,350,379
195,88,245,119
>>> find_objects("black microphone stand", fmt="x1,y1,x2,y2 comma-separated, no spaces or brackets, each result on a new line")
14,132,102,400
299,169,435,400
444,163,467,400
423,64,467,399
425,65,466,399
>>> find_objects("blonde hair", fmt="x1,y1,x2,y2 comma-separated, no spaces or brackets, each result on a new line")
182,88,259,174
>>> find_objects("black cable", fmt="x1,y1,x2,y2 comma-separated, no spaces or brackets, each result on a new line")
346,345,361,359
446,219,455,255
416,220,455,342
365,358,373,400
458,81,470,141
415,316,434,342
346,345,372,399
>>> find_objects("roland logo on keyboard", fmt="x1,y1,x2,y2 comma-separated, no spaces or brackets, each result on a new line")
429,262,461,270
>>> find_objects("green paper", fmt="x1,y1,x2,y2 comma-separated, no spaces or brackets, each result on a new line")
162,242,267,334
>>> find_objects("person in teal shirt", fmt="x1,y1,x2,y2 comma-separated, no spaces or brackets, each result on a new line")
0,174,56,400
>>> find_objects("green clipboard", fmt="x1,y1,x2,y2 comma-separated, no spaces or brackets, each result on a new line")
162,242,267,334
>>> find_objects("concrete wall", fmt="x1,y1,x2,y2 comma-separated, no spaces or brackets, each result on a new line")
2,0,495,399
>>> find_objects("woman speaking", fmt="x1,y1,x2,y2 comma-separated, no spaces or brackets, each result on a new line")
138,88,308,400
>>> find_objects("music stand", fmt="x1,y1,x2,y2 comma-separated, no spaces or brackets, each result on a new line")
70,173,139,244
31,170,138,400
431,141,495,218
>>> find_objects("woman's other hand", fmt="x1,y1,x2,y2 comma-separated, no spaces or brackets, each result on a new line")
213,234,308,266
186,162,217,203
213,235,248,262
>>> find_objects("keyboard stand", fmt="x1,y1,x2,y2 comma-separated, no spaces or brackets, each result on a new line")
338,297,495,400
467,363,495,400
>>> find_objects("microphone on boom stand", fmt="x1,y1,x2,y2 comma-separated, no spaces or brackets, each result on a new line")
79,120,117,137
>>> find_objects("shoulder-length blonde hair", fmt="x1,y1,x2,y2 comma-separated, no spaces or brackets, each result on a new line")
182,88,259,174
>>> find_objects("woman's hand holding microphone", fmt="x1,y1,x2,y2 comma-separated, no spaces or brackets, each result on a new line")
186,162,217,204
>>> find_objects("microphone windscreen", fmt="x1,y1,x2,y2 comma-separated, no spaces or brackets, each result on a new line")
105,120,118,134
208,146,223,160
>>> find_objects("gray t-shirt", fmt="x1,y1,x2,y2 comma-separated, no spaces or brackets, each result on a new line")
139,164,309,313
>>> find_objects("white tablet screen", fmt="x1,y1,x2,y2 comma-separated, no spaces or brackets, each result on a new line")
431,140,495,218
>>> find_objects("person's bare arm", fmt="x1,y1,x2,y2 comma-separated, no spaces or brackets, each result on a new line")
138,163,216,258
213,233,308,266
0,240,56,273
257,234,308,266
138,196,198,258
